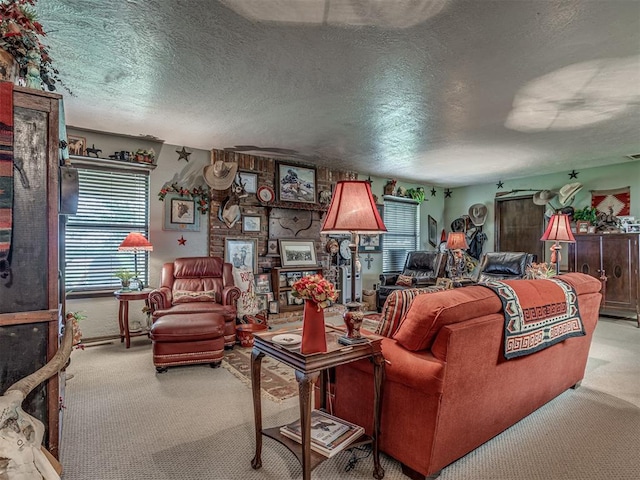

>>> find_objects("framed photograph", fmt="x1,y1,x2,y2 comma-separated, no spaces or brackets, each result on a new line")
224,237,258,273
269,300,280,314
171,198,195,224
279,240,317,267
266,239,280,257
277,163,317,204
256,294,269,311
287,291,304,306
428,215,438,247
286,271,302,286
254,273,272,294
67,135,86,156
242,215,261,233
236,171,258,194
163,193,200,231
576,221,590,234
359,233,381,253
626,224,640,233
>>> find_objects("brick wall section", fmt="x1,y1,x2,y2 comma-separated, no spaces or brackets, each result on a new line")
208,149,355,273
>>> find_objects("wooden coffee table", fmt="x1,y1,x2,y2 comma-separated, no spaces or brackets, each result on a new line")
250,324,385,479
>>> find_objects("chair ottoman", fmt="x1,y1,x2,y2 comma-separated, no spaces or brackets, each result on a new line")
150,312,226,373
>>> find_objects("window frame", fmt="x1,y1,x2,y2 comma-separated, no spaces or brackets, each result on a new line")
381,196,420,273
64,163,151,297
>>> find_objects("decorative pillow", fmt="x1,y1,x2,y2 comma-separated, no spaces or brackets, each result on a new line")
173,289,217,304
395,274,414,287
376,286,443,338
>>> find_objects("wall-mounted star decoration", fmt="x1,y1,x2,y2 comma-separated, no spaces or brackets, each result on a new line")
496,180,504,189
177,235,187,245
430,187,437,196
569,170,579,179
176,146,191,162
444,189,452,198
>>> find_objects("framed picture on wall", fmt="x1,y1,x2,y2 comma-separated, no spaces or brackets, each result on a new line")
428,215,438,247
279,240,317,267
224,237,258,273
242,215,261,233
277,163,317,204
163,193,200,231
235,171,258,194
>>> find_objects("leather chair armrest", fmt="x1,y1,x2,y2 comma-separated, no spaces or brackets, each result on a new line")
413,276,436,286
222,285,241,306
379,273,400,286
148,287,172,313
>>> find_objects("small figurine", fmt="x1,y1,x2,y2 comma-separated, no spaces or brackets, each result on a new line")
24,49,42,90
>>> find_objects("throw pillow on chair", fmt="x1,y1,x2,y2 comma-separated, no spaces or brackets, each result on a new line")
395,274,414,287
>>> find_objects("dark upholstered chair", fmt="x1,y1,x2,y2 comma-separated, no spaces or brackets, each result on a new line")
474,251,536,284
148,256,241,342
377,251,446,312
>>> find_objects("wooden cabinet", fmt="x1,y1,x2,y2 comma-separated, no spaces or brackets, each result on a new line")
0,86,63,456
568,233,640,327
271,267,323,312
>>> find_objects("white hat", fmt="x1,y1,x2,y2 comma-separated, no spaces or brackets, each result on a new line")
468,203,488,226
218,195,241,228
558,182,583,206
204,161,238,191
532,190,557,205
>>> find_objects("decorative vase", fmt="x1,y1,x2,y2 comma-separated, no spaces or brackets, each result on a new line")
300,299,327,354
342,303,364,341
0,49,18,83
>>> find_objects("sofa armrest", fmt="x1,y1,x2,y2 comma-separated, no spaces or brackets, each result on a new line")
379,273,400,286
222,285,241,306
148,287,172,313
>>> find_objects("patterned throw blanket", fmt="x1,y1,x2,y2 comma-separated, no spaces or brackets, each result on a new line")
482,278,585,359
0,82,13,287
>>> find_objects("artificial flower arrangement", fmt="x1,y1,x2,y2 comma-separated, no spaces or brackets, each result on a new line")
158,183,211,214
0,0,67,92
291,274,338,310
525,262,556,280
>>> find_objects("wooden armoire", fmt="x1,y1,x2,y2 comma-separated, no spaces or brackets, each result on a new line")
0,85,63,456
567,233,640,328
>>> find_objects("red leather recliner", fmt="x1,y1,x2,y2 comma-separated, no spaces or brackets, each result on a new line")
149,256,241,347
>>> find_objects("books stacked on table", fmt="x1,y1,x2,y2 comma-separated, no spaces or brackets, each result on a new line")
279,409,365,458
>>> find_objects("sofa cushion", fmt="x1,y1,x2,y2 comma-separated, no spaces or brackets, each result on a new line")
393,286,502,351
558,272,603,296
173,289,218,304
377,286,443,338
395,274,414,287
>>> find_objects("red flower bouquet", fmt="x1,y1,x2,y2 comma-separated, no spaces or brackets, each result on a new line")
291,274,337,310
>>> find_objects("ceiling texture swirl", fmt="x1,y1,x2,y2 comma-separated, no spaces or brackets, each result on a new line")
37,0,640,186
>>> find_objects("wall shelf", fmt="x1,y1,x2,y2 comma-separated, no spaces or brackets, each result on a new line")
69,155,157,171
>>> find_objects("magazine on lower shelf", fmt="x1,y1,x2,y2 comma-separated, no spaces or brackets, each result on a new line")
279,409,365,458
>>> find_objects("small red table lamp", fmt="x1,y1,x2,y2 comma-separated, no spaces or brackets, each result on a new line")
118,232,153,288
540,213,575,275
321,180,387,344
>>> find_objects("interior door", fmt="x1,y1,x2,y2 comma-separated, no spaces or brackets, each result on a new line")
495,195,545,261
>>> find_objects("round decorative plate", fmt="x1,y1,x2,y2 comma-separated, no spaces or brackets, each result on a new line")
272,333,302,346
257,186,275,203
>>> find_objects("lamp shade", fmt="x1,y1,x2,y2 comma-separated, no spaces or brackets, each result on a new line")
321,180,387,233
118,232,153,251
540,214,575,242
446,232,469,250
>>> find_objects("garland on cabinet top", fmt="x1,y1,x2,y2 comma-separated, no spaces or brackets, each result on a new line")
158,184,211,214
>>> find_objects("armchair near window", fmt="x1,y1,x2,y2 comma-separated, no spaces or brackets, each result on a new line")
474,251,536,284
377,251,446,311
148,256,241,349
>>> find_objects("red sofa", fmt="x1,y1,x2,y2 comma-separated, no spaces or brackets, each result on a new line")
332,273,602,479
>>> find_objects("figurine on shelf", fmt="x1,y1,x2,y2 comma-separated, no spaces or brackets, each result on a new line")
384,179,397,196
86,144,102,157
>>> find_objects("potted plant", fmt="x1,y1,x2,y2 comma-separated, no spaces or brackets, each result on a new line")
573,206,598,233
114,269,135,290
0,0,66,91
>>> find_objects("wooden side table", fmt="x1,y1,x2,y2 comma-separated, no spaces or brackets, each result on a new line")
250,325,385,480
113,289,152,348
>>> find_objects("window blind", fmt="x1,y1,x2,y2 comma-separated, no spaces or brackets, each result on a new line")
382,198,420,272
64,167,150,292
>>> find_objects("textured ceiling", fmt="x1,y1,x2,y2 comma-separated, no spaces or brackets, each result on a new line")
37,0,640,186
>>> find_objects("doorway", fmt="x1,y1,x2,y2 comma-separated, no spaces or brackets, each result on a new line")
495,195,545,261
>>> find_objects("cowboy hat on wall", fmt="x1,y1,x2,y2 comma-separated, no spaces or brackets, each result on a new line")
204,160,238,191
468,203,488,227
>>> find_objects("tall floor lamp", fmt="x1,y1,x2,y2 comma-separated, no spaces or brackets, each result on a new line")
321,180,387,344
540,213,575,275
118,232,153,289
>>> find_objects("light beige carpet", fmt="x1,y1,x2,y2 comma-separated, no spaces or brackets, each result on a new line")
59,317,640,479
